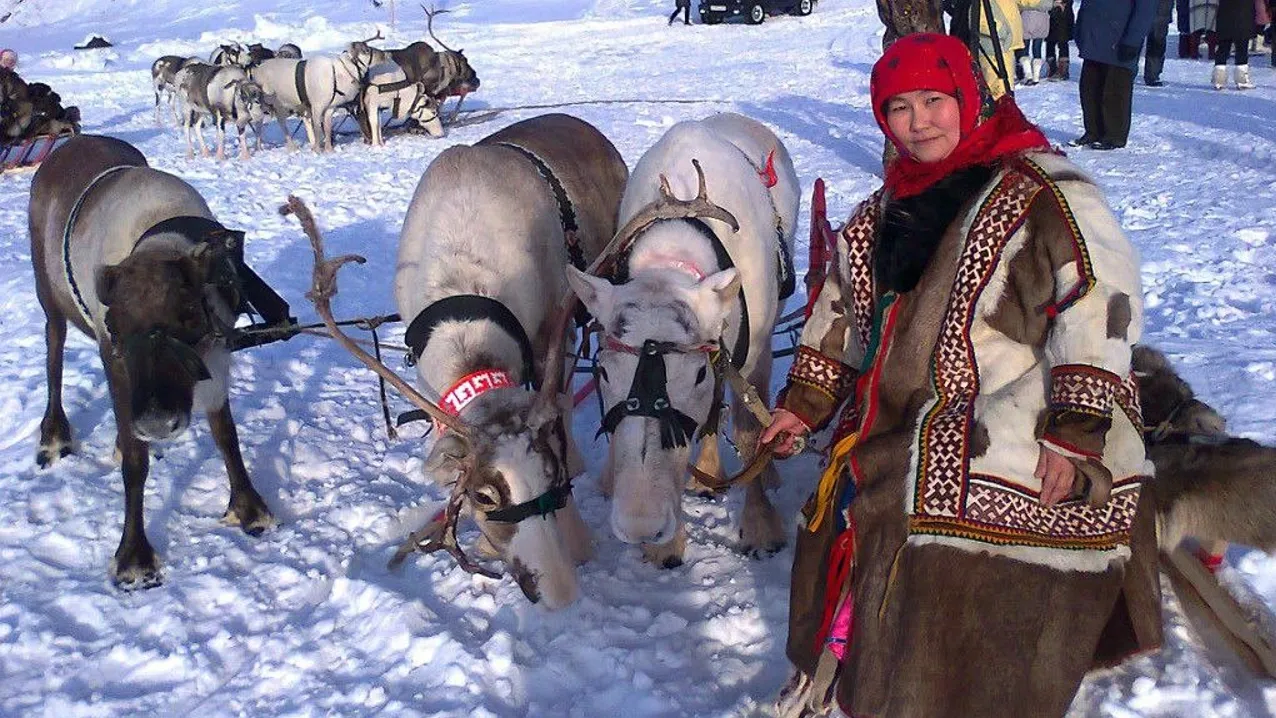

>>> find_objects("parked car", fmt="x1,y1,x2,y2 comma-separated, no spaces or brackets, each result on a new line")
699,0,815,24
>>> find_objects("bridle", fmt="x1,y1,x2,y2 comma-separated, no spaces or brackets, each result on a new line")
597,336,718,450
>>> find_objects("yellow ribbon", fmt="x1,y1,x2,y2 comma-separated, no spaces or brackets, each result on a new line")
807,431,859,533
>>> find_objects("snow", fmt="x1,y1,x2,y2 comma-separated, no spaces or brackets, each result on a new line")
2,0,1276,715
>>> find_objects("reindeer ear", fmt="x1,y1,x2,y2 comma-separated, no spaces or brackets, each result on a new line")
686,269,741,340
565,265,614,326
95,265,123,306
424,434,471,483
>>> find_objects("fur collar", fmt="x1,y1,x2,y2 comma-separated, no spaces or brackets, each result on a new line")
875,163,996,294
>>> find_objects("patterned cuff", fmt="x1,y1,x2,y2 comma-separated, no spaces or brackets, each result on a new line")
780,346,858,431
1049,364,1119,418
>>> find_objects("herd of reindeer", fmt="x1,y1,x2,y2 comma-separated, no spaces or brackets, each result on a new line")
150,10,480,159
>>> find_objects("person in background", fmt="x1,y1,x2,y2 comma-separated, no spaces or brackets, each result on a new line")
1045,0,1075,79
973,0,1055,97
1144,0,1176,84
668,0,691,26
1021,4,1052,84
0,49,16,70
1071,0,1158,150
1213,0,1257,87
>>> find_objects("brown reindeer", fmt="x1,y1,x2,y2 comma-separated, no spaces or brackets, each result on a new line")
1133,345,1276,555
29,134,273,589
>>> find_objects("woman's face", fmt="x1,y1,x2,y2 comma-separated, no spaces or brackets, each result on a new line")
884,90,962,163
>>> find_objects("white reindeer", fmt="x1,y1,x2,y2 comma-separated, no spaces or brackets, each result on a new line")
361,61,444,145
248,53,364,152
180,64,269,160
393,114,629,608
567,113,799,567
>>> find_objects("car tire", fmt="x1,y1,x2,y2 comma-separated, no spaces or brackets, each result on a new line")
746,2,765,23
794,0,813,15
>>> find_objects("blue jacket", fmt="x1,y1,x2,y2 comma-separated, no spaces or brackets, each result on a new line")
1074,0,1159,70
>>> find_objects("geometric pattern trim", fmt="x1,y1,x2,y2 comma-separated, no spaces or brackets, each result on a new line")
906,167,1139,552
789,344,856,403
840,190,884,353
1050,364,1119,419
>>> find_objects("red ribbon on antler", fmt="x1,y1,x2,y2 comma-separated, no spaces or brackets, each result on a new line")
758,149,778,188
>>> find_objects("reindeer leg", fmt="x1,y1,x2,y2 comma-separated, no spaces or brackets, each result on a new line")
238,122,250,160
102,348,162,589
36,300,72,468
214,114,226,161
302,114,317,151
277,113,295,151
184,110,197,158
195,114,211,157
208,401,274,535
734,355,785,558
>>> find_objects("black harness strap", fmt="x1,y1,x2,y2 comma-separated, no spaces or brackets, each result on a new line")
484,480,573,523
404,294,539,389
294,60,309,107
375,77,416,94
62,164,135,323
599,339,701,450
495,141,587,272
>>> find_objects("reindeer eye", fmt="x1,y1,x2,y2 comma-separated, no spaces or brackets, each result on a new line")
695,365,708,385
471,485,501,510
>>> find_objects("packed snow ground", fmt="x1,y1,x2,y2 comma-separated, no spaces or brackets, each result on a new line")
2,1,1276,715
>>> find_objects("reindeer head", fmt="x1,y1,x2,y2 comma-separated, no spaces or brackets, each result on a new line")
565,160,741,548
409,95,445,137
1132,345,1228,439
234,79,269,123
95,232,240,442
421,382,579,607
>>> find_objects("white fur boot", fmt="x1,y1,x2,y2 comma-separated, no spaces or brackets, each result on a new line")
1031,58,1045,84
1019,56,1035,85
1235,64,1256,90
1212,64,1227,90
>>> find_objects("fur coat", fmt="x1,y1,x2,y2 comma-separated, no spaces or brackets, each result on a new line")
777,151,1162,718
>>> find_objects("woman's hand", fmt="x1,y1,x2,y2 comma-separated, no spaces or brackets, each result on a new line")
759,409,809,458
1035,445,1077,506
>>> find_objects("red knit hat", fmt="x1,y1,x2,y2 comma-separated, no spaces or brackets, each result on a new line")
869,33,988,152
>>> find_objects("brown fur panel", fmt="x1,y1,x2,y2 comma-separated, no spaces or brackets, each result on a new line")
1147,438,1276,552
983,195,1065,346
1106,293,1132,340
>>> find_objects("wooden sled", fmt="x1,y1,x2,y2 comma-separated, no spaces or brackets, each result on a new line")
0,130,75,172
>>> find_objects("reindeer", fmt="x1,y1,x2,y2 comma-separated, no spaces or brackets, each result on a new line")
210,42,245,67
248,52,364,152
347,10,480,122
28,135,274,589
151,55,199,125
1130,344,1276,557
275,43,302,59
567,113,799,567
359,114,627,608
359,61,444,145
179,63,269,159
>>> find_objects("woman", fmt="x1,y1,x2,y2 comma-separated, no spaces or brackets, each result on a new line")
1045,0,1075,79
767,33,1161,718
1020,3,1052,84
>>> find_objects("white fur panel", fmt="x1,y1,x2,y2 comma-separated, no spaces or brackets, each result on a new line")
967,372,1049,492
194,343,231,413
906,534,1130,572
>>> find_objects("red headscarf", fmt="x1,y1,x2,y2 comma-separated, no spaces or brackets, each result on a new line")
869,33,1053,199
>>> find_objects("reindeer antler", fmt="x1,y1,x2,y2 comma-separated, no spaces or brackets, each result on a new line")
282,195,501,578
535,159,739,409
357,28,384,45
281,195,470,437
422,5,456,52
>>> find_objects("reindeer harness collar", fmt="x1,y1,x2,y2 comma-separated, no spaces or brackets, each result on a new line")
63,164,135,324
404,294,539,389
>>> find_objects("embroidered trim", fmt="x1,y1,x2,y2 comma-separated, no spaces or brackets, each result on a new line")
789,345,855,403
440,369,515,416
1116,371,1143,430
840,191,884,353
1050,363,1119,418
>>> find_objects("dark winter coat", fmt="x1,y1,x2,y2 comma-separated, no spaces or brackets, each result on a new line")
1048,0,1075,43
1216,0,1254,39
1074,0,1158,70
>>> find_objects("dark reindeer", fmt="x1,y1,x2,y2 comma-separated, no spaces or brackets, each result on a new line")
29,135,273,589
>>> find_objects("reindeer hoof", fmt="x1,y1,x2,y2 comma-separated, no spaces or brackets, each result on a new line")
36,444,72,469
111,548,163,590
221,496,275,536
738,527,785,559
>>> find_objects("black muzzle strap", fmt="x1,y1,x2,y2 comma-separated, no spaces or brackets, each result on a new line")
598,339,698,450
